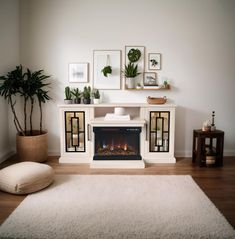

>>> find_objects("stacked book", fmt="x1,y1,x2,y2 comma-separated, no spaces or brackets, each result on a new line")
104,113,130,121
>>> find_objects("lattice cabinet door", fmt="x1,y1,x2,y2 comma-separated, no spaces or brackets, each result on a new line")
64,111,86,152
143,107,176,163
149,111,170,152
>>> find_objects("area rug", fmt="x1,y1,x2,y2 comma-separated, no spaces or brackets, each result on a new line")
0,175,234,239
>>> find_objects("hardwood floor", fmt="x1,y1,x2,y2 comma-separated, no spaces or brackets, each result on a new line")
0,156,235,229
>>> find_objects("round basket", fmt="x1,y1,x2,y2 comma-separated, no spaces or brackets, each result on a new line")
147,96,167,104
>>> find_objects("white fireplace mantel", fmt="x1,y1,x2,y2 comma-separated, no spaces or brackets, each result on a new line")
58,103,176,168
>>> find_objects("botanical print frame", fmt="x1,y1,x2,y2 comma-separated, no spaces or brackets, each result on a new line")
68,63,89,83
125,46,145,84
93,50,121,90
148,53,161,70
143,72,157,86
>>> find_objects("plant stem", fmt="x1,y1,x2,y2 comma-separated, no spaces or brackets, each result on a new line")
39,101,42,134
30,97,34,135
24,96,27,133
9,96,25,135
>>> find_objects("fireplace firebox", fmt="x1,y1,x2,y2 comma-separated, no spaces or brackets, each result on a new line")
93,127,142,160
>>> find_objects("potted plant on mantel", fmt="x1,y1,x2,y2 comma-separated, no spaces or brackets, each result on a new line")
0,65,51,162
71,87,82,104
92,89,101,104
83,86,91,104
64,86,73,104
124,62,140,89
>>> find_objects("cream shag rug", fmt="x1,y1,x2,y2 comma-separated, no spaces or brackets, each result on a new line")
0,175,234,239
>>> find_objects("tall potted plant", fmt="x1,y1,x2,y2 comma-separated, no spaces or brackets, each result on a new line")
0,65,51,162
124,62,140,89
64,86,72,104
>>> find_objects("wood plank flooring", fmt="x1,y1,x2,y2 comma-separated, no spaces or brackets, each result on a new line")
0,156,235,228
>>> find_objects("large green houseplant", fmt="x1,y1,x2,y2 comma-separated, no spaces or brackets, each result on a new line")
0,65,51,162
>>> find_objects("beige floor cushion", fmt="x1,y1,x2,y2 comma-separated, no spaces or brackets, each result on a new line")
0,162,54,194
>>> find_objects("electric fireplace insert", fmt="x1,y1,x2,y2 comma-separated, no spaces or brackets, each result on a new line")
93,127,142,160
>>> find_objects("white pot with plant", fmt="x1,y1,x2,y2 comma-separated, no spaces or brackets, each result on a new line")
64,86,73,104
93,89,101,104
0,65,51,162
124,62,140,89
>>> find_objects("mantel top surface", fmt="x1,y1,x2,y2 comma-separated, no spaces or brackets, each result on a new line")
58,103,177,108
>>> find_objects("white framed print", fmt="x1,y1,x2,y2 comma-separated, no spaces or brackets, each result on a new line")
68,63,89,83
93,50,121,90
148,53,161,70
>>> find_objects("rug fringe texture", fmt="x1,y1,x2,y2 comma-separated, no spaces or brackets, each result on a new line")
0,175,234,239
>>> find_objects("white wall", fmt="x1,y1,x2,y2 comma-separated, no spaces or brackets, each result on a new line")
0,0,19,162
19,0,235,156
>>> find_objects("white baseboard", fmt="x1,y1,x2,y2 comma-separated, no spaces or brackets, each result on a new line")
0,149,14,163
48,149,60,157
175,151,191,158
224,150,235,156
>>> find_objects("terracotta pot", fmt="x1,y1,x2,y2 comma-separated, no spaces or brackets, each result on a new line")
17,130,48,162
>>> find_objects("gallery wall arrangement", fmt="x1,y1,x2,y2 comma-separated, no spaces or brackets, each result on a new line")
66,46,166,97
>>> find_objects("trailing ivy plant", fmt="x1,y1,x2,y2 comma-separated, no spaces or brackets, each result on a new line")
101,65,112,77
101,54,112,77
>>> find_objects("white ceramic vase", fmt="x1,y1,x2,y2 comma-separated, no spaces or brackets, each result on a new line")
126,77,135,89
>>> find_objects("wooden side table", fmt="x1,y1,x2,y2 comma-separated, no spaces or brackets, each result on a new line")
192,129,224,167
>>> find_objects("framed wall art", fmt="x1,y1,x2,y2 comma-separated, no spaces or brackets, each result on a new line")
93,50,121,90
125,46,145,80
68,63,89,83
148,53,161,70
143,72,157,86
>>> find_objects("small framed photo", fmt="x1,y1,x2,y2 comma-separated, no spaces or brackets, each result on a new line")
68,63,89,83
143,72,157,86
148,53,161,70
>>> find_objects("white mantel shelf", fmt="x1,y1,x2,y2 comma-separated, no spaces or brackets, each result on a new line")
58,103,176,108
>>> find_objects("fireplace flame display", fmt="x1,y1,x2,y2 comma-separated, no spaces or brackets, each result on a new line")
98,142,136,156
93,127,142,160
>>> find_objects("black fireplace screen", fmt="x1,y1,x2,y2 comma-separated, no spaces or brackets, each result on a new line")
93,127,141,160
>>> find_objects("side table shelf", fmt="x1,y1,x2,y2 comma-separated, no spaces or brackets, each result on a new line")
192,129,224,167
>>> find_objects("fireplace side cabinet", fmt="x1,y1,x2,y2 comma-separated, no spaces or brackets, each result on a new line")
59,108,92,163
143,107,176,163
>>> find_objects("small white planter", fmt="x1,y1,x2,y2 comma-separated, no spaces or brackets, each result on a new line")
126,77,135,89
93,98,100,104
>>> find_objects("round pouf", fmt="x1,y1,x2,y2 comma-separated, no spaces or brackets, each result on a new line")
0,162,54,194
